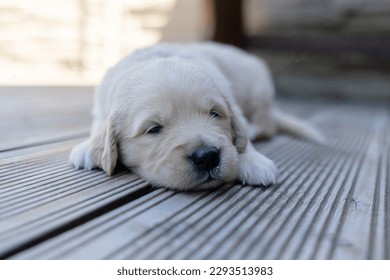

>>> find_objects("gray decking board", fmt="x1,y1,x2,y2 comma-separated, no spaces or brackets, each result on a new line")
0,141,150,257
0,86,389,259
0,86,93,151
0,142,151,257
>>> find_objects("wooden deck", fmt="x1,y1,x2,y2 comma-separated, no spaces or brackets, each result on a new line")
0,86,389,260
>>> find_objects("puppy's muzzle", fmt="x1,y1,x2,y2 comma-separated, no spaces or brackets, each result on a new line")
190,146,220,171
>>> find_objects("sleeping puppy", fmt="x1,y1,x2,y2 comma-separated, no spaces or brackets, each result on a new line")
70,42,323,191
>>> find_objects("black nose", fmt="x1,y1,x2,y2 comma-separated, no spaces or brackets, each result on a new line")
190,147,220,171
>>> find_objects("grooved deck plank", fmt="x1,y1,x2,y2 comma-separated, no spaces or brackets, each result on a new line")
12,102,389,260
1,86,388,259
0,134,149,259
0,86,93,151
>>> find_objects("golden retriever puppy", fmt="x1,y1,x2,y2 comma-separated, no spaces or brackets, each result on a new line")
70,42,323,190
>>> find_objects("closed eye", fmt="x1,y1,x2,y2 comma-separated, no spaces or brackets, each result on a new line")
145,124,163,134
210,110,222,119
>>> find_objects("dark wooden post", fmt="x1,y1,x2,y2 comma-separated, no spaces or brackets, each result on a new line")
211,0,245,48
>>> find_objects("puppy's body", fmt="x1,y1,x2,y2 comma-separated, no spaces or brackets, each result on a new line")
70,42,323,190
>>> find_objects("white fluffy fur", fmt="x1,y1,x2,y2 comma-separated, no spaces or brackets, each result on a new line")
70,42,323,190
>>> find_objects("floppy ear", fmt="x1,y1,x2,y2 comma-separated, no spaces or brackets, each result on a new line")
89,117,118,175
228,103,248,153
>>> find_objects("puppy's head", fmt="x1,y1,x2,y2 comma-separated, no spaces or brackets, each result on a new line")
91,58,247,190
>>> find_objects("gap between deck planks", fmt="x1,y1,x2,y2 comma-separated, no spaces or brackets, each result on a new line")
0,86,389,259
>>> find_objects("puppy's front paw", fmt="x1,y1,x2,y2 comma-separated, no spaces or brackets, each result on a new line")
69,140,96,171
238,145,278,187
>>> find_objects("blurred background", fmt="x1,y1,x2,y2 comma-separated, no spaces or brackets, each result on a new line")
1,0,389,100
